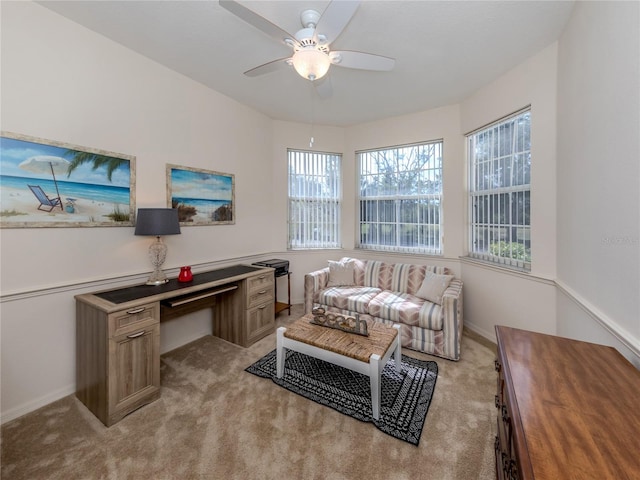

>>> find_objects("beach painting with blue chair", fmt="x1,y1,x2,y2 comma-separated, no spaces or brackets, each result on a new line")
0,132,135,227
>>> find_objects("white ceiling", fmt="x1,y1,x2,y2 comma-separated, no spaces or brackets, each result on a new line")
38,0,575,127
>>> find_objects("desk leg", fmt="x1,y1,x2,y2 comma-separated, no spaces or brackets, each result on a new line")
274,274,278,314
274,273,292,316
287,272,291,315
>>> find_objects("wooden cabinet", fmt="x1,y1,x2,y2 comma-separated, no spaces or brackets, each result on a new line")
245,270,275,345
76,301,160,427
494,325,640,479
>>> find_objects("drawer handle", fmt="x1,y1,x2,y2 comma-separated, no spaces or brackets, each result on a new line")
258,305,266,310
501,452,509,472
501,404,510,423
494,359,501,372
495,395,501,409
127,331,145,339
258,290,267,294
126,307,146,315
258,275,267,279
508,459,518,480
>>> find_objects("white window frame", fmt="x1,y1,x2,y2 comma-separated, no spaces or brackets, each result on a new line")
467,108,531,271
356,140,444,255
287,149,342,250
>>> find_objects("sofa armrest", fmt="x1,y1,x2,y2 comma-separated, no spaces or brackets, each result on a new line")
304,267,330,314
442,279,464,361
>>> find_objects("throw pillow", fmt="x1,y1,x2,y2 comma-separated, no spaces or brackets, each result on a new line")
415,271,454,305
327,259,356,287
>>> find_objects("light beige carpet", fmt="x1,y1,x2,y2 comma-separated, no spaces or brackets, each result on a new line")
1,305,497,480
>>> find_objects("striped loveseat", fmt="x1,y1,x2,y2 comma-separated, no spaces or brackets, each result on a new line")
304,257,463,361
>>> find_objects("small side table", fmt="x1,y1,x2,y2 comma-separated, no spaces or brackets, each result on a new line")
274,271,291,315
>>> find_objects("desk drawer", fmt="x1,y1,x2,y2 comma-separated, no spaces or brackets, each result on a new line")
248,272,273,292
247,287,273,309
109,302,159,337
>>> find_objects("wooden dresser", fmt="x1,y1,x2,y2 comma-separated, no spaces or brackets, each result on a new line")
494,325,640,480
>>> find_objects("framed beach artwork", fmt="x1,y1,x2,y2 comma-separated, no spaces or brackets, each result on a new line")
0,132,135,228
166,164,235,226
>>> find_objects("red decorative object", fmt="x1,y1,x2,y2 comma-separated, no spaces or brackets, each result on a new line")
178,266,193,283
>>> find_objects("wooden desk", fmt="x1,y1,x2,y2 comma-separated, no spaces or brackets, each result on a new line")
494,326,640,479
75,264,275,426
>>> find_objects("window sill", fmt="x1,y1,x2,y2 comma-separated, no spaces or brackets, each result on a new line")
459,256,553,285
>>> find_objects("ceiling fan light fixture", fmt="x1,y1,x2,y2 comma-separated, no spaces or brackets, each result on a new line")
292,48,331,81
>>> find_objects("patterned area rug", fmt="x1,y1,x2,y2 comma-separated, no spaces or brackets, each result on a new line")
246,349,438,445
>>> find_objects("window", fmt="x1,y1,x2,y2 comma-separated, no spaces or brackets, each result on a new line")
357,141,443,254
288,149,341,249
467,109,531,270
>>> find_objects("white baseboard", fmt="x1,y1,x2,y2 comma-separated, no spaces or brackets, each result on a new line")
463,321,496,344
1,385,75,425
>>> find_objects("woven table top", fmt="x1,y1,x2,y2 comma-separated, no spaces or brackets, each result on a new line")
284,313,398,363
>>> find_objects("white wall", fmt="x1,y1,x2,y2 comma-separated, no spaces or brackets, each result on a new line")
0,2,276,421
459,43,559,338
556,1,640,366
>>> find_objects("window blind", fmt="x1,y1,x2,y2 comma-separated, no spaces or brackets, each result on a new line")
288,149,341,249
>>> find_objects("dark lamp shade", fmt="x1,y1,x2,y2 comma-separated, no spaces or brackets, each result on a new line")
134,208,181,236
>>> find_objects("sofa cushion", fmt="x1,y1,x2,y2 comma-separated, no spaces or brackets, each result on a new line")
415,272,454,305
363,260,392,289
367,291,444,331
339,257,367,285
327,259,356,286
363,260,450,294
315,286,382,314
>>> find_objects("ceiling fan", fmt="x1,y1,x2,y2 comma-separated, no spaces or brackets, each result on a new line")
219,0,395,96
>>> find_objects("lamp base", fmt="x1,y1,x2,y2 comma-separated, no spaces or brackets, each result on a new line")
146,236,169,286
146,265,169,285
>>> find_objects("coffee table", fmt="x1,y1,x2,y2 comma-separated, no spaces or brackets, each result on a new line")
276,313,401,420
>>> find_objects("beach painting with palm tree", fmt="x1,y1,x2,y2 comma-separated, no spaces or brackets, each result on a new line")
0,132,135,227
167,164,234,226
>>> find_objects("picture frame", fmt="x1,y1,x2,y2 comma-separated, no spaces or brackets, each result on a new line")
166,164,235,226
0,132,136,228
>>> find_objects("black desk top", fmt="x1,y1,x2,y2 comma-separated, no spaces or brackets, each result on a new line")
95,264,264,304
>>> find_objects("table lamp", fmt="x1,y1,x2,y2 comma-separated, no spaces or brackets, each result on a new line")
134,208,181,285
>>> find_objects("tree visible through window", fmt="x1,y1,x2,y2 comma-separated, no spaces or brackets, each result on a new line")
357,141,443,254
288,149,341,249
468,109,531,270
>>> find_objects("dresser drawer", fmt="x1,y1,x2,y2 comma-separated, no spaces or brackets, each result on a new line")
109,302,159,337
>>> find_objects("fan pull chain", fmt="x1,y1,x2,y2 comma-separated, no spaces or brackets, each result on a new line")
309,81,315,148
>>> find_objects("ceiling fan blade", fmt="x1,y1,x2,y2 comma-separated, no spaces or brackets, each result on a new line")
331,50,395,71
313,0,361,46
219,0,299,48
244,57,292,77
313,75,333,99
